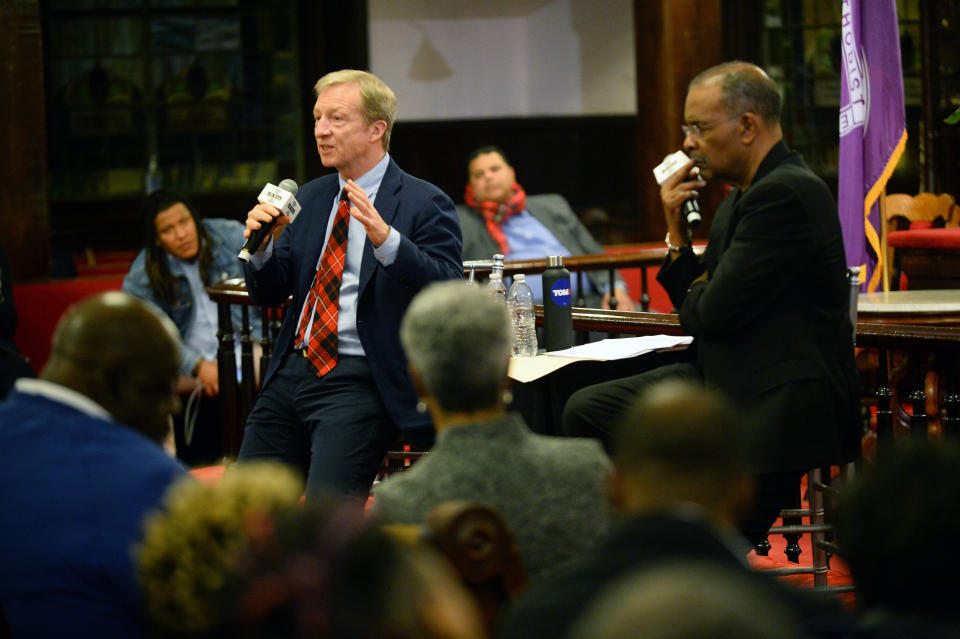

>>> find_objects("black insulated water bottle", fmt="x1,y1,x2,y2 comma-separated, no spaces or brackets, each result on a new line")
542,255,574,351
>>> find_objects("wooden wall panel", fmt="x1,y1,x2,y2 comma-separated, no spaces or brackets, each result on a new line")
634,0,725,243
0,0,50,280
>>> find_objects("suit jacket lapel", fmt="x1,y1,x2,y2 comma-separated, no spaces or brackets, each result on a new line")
358,158,402,296
709,142,791,267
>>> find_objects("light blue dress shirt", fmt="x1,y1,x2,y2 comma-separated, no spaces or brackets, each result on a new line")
501,211,595,304
175,257,220,361
253,153,399,358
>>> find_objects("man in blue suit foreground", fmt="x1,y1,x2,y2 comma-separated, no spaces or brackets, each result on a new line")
239,69,463,499
0,292,187,638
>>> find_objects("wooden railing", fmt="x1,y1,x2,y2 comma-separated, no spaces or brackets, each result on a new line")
207,255,960,455
464,243,705,310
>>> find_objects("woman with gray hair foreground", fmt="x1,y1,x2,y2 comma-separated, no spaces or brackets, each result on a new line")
371,280,612,583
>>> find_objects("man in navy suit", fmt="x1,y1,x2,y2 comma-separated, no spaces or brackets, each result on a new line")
240,69,463,499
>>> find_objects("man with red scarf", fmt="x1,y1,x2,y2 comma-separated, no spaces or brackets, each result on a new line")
457,146,634,310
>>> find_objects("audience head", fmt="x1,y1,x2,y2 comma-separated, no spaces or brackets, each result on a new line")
138,462,310,637
314,526,487,639
41,291,180,443
610,379,752,522
466,145,517,205
683,62,782,188
139,189,213,302
314,69,397,152
837,439,960,621
569,560,802,639
400,280,511,416
139,462,484,639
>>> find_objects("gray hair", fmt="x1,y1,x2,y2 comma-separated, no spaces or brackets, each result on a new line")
690,61,782,125
400,281,511,413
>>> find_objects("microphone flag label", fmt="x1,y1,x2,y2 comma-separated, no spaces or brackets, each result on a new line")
653,150,693,185
550,278,572,307
258,183,302,222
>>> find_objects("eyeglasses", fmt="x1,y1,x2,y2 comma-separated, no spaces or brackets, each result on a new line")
681,113,743,139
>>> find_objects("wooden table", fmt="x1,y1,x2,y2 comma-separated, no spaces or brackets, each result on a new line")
858,289,960,319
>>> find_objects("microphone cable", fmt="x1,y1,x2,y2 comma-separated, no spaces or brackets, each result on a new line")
183,381,204,447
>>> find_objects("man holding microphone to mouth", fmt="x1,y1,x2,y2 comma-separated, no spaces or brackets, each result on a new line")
563,61,860,545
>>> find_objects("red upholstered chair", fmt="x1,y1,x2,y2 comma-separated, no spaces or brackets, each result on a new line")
885,193,960,289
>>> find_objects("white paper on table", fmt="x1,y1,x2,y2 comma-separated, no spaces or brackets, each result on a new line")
507,356,581,383
548,335,693,360
507,334,693,383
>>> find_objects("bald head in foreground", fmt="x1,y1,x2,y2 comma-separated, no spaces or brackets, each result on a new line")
502,378,849,639
0,292,188,638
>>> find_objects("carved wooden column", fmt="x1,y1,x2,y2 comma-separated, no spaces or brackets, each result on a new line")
633,0,724,243
0,0,50,279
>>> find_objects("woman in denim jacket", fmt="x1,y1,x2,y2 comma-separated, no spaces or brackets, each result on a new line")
123,189,261,398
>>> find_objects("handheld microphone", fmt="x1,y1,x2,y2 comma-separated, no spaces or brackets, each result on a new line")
238,179,301,262
683,167,702,228
653,151,701,229
682,198,702,228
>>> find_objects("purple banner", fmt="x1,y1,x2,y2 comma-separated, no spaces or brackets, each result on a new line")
838,0,907,292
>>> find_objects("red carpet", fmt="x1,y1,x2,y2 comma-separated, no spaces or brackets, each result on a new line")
749,519,856,608
188,464,227,484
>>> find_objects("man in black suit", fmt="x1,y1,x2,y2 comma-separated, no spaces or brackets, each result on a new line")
500,379,846,639
563,61,860,543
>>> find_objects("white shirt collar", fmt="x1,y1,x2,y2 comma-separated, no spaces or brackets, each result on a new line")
14,378,113,421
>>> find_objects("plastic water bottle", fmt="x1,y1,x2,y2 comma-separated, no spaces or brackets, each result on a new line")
542,255,574,351
486,253,507,302
507,273,538,356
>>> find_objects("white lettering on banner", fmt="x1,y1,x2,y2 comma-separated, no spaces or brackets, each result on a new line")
840,0,868,138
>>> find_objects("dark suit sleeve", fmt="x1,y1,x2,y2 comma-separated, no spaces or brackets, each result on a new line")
656,248,706,310
388,190,464,289
242,217,299,308
678,180,820,338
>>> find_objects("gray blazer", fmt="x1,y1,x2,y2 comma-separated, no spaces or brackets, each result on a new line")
456,193,624,307
371,413,612,583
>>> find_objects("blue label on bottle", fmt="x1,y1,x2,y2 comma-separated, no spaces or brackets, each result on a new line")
549,277,572,307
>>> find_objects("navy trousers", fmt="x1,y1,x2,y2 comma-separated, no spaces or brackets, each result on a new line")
238,352,397,499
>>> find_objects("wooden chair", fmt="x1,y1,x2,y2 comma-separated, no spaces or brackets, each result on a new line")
422,501,528,629
885,193,960,289
381,501,528,634
376,435,428,482
886,192,959,231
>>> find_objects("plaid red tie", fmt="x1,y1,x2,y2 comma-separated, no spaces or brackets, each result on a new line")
296,189,351,377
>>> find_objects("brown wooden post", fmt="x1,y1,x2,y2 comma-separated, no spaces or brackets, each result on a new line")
0,0,50,279
634,0,724,243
